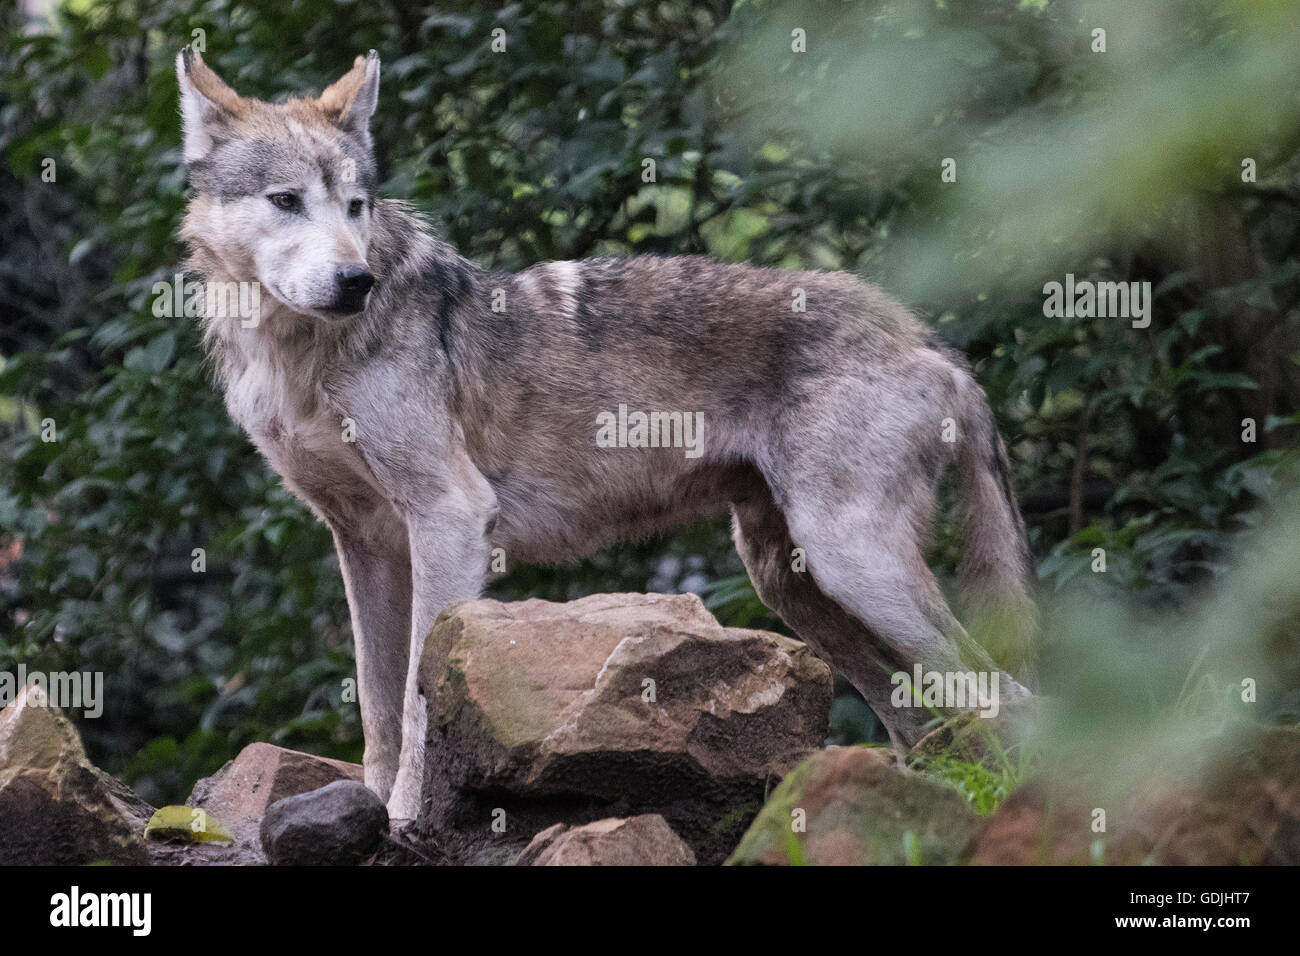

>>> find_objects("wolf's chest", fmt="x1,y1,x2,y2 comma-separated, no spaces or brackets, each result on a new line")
223,354,376,508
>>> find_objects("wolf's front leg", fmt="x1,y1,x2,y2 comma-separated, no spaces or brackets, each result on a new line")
331,511,412,803
386,500,494,822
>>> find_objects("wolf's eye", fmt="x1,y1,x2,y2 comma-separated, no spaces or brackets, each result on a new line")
348,199,365,218
267,193,301,212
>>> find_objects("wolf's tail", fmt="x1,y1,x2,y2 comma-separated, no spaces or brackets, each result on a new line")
954,379,1038,688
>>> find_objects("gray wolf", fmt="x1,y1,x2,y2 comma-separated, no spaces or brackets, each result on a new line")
175,48,1036,821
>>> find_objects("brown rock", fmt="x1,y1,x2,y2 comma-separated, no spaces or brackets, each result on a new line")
967,726,1300,865
187,742,364,864
964,783,1133,865
513,814,696,866
0,684,153,864
726,745,980,865
418,592,832,864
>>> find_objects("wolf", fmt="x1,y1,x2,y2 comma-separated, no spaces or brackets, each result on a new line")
176,48,1037,821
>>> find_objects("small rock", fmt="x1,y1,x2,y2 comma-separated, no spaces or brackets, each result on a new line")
0,684,153,865
184,738,366,868
187,742,363,864
513,815,697,866
189,742,364,820
260,780,388,866
726,745,980,865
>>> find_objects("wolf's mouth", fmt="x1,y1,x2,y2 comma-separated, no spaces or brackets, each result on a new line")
319,295,371,317
261,282,368,320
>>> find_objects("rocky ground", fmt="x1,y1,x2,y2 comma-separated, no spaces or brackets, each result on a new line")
1,592,1296,865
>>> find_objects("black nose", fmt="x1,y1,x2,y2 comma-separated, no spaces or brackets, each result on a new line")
330,265,375,314
335,265,374,296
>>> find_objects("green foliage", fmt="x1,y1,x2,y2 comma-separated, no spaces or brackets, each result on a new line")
917,754,1021,817
1,0,1298,803
913,729,1032,817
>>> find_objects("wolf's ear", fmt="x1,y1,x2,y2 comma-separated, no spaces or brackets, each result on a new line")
176,46,244,164
317,51,380,139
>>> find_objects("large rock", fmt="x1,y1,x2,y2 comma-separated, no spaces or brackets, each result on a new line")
0,684,153,864
727,745,980,865
967,725,1300,865
260,780,388,866
187,742,364,864
417,592,832,864
513,814,696,866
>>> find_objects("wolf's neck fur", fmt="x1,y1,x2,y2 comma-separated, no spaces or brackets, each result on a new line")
185,199,492,412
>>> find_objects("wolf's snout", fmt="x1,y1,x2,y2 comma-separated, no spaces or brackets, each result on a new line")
331,264,375,313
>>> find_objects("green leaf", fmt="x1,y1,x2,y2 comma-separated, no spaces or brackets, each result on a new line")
145,806,234,843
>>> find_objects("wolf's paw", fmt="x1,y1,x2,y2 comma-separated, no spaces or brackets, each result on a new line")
385,776,421,824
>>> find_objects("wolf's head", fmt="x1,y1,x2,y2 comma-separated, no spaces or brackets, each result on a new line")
177,48,381,320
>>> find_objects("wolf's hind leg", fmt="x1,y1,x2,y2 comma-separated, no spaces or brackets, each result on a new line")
731,492,934,745
783,489,1028,693
733,477,1030,745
